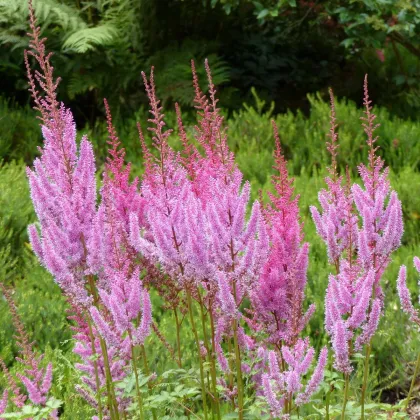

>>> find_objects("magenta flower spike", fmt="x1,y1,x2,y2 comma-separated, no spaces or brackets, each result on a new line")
251,121,313,347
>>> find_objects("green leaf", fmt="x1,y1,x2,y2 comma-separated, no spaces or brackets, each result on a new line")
256,9,269,20
63,24,119,53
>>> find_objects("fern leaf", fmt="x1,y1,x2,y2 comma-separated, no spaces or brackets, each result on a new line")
63,24,119,53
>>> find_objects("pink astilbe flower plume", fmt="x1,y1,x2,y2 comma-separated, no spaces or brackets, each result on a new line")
251,121,313,347
0,283,55,416
90,269,152,351
24,5,138,417
312,81,403,374
0,390,7,416
244,121,326,417
25,2,97,306
310,90,358,270
397,258,420,327
262,341,328,417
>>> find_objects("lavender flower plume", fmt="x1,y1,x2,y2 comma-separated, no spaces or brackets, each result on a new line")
261,340,327,415
26,20,97,304
397,260,420,327
296,347,328,405
0,390,8,415
0,283,53,410
313,82,403,374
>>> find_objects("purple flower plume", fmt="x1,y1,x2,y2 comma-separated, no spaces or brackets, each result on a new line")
313,81,403,374
397,259,420,327
262,340,327,416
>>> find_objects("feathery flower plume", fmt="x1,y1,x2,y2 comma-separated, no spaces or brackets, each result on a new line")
251,121,313,347
396,257,420,409
312,81,403,375
0,390,7,416
397,258,420,327
262,342,328,416
0,283,55,415
24,6,134,417
25,1,96,305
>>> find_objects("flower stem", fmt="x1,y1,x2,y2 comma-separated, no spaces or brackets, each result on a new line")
341,373,349,420
325,387,331,420
406,351,420,411
87,318,103,420
186,290,208,420
130,340,144,420
360,342,372,420
198,290,221,420
140,345,157,420
174,308,183,368
87,275,119,419
99,337,120,420
232,317,244,420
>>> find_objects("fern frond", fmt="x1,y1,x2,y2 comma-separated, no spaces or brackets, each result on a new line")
67,73,99,99
63,24,119,53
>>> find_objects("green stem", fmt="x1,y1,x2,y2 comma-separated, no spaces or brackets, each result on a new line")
406,351,420,410
187,291,208,420
130,341,144,420
341,373,349,420
198,292,221,420
325,387,331,420
360,343,372,420
227,338,235,410
87,318,103,420
140,345,157,420
174,308,183,368
99,337,120,420
86,275,118,419
232,318,244,420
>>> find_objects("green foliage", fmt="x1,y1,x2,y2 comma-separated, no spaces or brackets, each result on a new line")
0,98,42,164
147,40,230,107
0,161,34,281
0,397,62,419
3,0,420,128
228,89,420,188
63,24,119,54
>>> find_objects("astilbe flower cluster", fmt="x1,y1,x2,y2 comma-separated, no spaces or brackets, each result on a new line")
247,122,327,417
397,257,420,327
23,4,152,417
311,83,403,375
129,64,268,354
17,4,333,419
252,121,314,347
0,284,55,418
396,257,420,408
128,63,271,414
262,340,328,418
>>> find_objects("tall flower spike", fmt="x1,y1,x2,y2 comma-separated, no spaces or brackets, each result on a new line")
262,341,327,416
251,120,311,347
313,81,403,377
0,389,7,415
0,283,54,412
326,88,339,180
397,259,420,327
26,3,97,304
